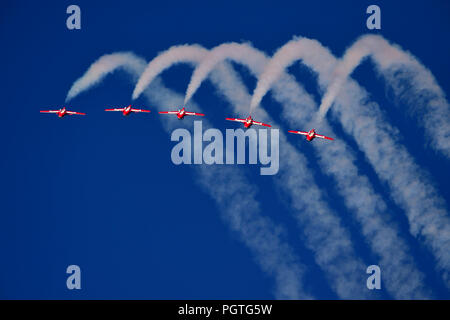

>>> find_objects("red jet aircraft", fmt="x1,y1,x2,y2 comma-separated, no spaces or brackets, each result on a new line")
225,115,271,128
159,107,204,119
105,105,151,116
288,128,334,141
40,107,86,117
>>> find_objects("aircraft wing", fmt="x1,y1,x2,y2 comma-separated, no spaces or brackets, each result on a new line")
105,108,125,112
315,134,334,141
225,117,246,123
288,130,308,136
66,111,86,115
185,112,205,116
159,111,179,114
40,110,59,113
252,121,271,127
131,108,151,113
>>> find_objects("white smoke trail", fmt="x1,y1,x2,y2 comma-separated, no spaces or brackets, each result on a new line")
317,34,450,158
183,43,254,106
315,41,370,119
183,42,432,299
66,52,310,299
251,36,450,287
270,72,432,299
66,53,141,102
132,43,434,298
132,45,208,101
248,40,313,112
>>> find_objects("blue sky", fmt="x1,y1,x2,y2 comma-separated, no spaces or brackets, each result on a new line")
0,0,449,299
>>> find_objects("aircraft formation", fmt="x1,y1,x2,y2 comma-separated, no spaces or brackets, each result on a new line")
40,104,334,142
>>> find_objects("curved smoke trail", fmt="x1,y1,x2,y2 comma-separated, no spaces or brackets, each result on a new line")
248,41,314,113
198,54,371,299
66,52,310,299
66,53,143,102
133,43,430,298
316,34,450,158
251,36,450,287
